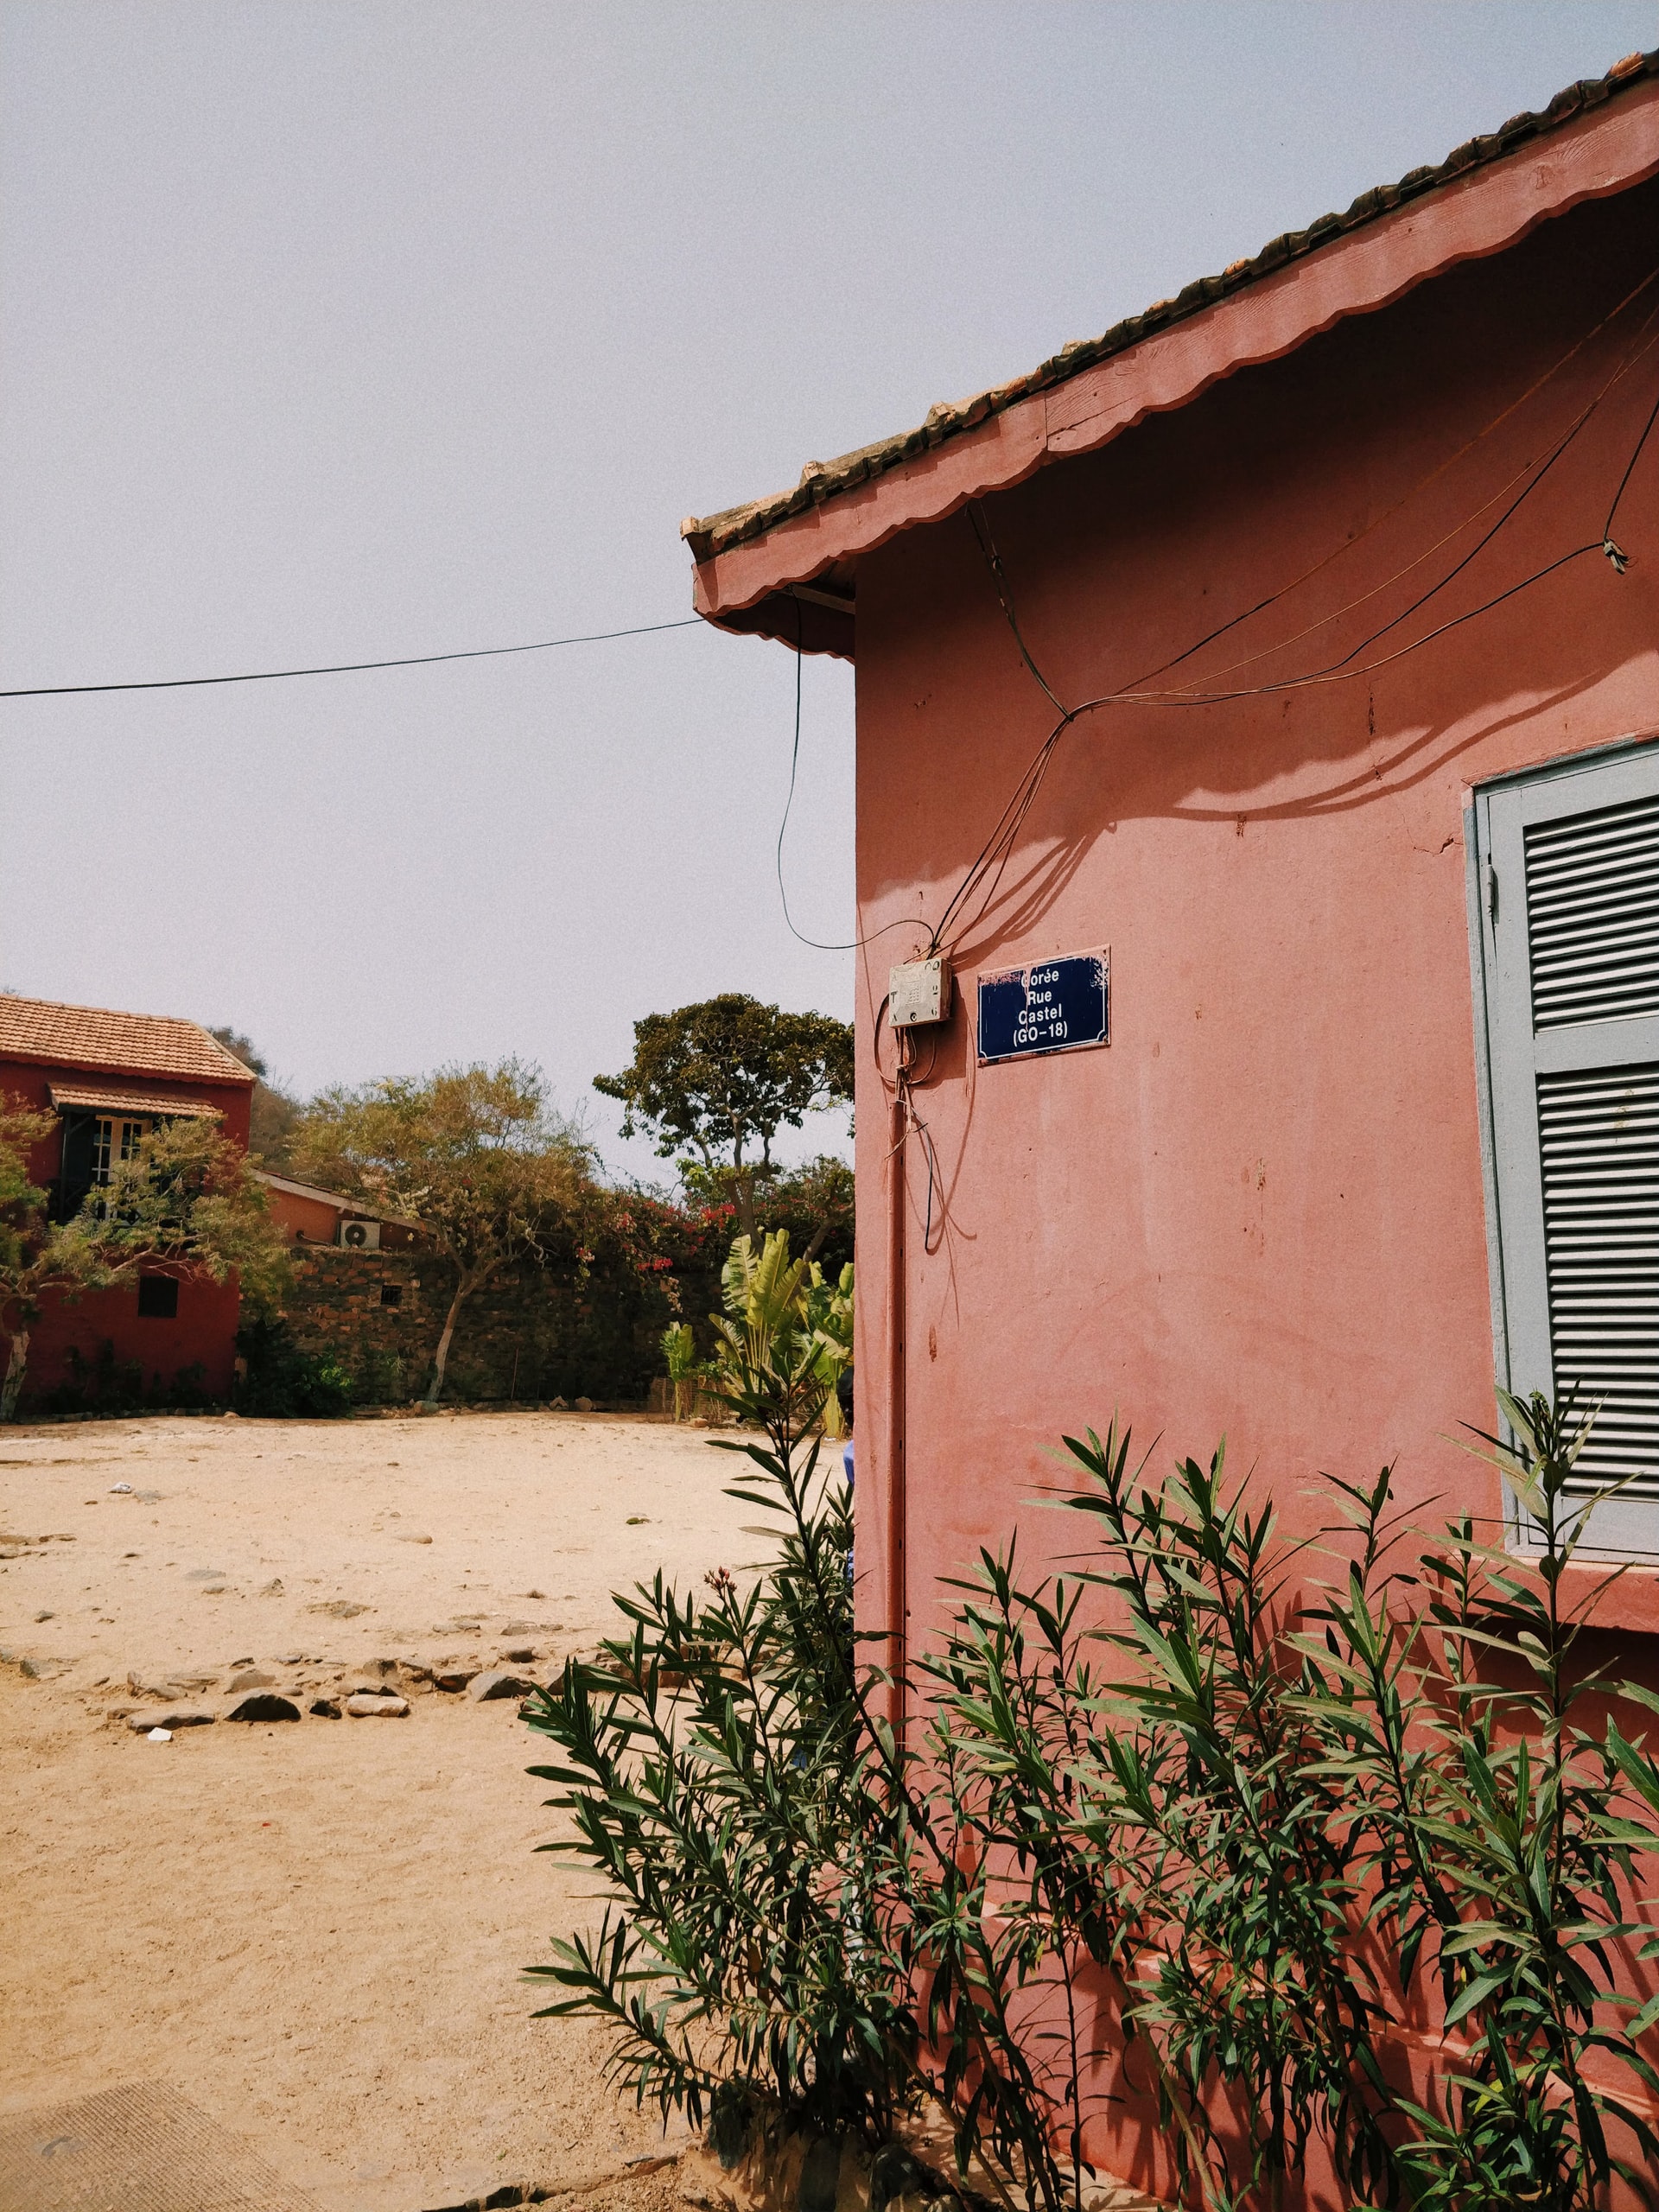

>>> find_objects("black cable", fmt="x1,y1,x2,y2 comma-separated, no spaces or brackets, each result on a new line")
966,505,1068,717
0,617,703,699
772,588,941,957
1604,375,1659,554
1158,349,1627,699
773,592,811,936
1119,264,1659,696
930,508,1079,951
933,344,1658,958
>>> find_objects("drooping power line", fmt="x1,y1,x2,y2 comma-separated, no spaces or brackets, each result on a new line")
0,617,704,701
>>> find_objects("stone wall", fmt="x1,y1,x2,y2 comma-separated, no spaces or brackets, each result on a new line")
280,1248,434,1403
279,1245,670,1407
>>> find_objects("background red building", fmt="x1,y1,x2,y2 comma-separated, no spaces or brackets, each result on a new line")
0,994,255,1408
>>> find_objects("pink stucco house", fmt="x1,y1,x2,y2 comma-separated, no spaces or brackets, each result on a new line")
682,53,1659,2205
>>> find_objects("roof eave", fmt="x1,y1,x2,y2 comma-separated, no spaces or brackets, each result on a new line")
685,58,1659,658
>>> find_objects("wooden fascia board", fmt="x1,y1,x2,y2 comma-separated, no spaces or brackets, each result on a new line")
689,76,1659,645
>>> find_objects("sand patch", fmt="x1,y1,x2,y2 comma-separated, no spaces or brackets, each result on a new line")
0,1410,760,2211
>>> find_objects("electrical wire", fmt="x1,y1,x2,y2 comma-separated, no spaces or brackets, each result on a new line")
1604,371,1659,549
929,289,1659,950
931,325,1659,961
1145,309,1659,699
900,328,1658,1250
0,617,704,699
876,1013,944,1255
853,272,1659,1266
773,587,939,957
965,505,1068,717
1134,318,1656,698
1120,262,1659,695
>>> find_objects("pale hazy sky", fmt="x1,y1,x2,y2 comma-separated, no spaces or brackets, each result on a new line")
3,2,1651,1179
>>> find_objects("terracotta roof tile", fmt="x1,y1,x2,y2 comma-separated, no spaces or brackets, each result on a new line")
0,995,254,1085
46,1083,225,1117
682,50,1658,563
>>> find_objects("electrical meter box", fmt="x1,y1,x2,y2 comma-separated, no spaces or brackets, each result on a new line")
889,957,953,1028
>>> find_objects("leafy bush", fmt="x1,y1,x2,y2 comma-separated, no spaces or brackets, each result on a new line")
37,1341,213,1415
41,1339,147,1414
354,1344,405,1406
524,1232,1090,2211
526,1359,1659,2212
234,1313,354,1417
524,1231,908,2139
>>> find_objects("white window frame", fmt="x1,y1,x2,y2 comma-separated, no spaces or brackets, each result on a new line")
89,1116,151,1187
1466,730,1659,1559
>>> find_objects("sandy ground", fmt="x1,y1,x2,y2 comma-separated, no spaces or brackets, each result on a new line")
0,1408,772,2212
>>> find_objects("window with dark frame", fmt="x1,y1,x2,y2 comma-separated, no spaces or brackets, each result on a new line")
137,1274,179,1320
379,1283,403,1307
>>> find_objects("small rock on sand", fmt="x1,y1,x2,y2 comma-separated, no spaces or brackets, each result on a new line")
129,1710,214,1732
225,1692,302,1723
431,1667,475,1693
467,1670,532,1702
345,1693,410,1718
129,1670,216,1700
309,1697,342,1718
228,1668,274,1692
308,1599,370,1619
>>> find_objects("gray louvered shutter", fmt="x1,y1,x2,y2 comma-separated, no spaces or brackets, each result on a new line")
1474,739,1659,1554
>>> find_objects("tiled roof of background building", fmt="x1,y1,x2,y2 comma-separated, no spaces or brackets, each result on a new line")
0,995,254,1084
47,1083,224,1117
681,49,1658,563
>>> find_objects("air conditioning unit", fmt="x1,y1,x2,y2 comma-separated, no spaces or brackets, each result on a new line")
340,1218,381,1251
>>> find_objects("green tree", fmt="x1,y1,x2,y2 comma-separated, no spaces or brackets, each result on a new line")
208,1026,302,1166
594,996,852,1239
289,1059,589,1407
0,1100,289,1421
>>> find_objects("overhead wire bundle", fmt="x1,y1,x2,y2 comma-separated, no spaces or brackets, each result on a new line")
867,264,1659,1260
928,267,1659,967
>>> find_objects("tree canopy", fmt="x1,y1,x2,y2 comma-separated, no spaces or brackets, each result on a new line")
289,1058,590,1404
0,1103,287,1420
594,995,852,1236
209,1025,302,1166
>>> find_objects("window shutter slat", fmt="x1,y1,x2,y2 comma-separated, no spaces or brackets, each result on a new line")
1536,1063,1659,1497
1525,790,1659,1029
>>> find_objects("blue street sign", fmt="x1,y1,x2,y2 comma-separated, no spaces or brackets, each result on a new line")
977,949,1109,1065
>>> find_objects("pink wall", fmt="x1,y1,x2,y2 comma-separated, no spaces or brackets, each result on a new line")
851,175,1659,1689
847,178,1659,2198
264,1185,346,1245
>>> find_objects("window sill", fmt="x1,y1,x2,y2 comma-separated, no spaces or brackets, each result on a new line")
1549,1559,1659,1637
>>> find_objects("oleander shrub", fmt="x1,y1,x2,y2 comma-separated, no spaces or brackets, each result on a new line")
525,1330,1659,2212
